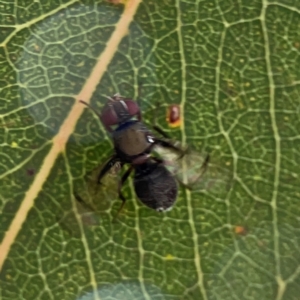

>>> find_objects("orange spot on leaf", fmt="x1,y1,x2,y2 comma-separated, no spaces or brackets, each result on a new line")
234,226,247,235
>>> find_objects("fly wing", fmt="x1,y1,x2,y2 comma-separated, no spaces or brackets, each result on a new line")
153,143,232,195
59,160,121,234
76,161,121,212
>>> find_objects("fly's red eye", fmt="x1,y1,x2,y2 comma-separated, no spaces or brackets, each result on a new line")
100,105,118,129
166,105,181,128
124,100,140,118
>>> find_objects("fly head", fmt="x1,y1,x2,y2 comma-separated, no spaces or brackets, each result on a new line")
79,94,141,132
100,94,141,131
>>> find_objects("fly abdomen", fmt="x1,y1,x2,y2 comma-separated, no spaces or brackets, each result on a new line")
134,162,178,212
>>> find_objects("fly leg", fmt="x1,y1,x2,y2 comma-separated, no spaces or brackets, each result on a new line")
151,157,164,164
153,139,187,159
74,193,94,211
152,125,170,139
113,166,133,222
193,153,210,182
97,155,121,184
150,101,172,139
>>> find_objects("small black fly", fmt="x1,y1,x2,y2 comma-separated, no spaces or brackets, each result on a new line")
78,93,210,218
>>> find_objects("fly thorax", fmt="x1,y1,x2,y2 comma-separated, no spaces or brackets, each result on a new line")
114,123,153,156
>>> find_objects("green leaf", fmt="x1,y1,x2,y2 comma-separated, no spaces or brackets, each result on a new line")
1,1,300,299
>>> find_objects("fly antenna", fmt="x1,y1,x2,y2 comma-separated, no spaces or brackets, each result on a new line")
79,100,100,117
